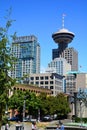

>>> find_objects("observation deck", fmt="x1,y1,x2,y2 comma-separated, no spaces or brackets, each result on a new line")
52,28,75,44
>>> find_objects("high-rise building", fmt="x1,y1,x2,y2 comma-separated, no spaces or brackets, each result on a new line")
52,47,78,71
52,16,78,71
11,35,40,82
46,57,71,76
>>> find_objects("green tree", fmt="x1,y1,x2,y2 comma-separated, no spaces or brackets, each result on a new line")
26,92,40,118
38,93,48,116
55,93,71,118
8,89,41,119
0,10,16,128
8,90,24,114
38,93,70,119
46,96,56,115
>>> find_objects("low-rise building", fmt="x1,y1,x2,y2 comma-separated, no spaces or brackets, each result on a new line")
9,84,52,97
29,73,63,96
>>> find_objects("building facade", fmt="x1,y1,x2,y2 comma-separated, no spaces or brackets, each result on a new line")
65,72,87,118
10,35,40,82
29,73,63,96
52,47,78,71
9,84,52,97
46,57,71,76
65,72,87,94
76,73,87,90
65,73,77,94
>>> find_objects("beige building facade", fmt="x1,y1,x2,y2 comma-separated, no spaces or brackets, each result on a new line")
76,73,87,91
29,73,63,96
65,73,87,118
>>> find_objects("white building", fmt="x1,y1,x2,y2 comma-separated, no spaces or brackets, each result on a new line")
46,57,71,76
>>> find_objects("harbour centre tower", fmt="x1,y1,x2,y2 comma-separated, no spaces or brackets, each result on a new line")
52,16,78,71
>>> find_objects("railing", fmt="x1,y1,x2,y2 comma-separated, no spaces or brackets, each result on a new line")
45,126,87,130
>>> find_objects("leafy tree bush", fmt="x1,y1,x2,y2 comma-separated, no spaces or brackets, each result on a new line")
0,9,16,129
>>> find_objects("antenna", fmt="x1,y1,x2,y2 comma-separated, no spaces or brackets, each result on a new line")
62,14,66,28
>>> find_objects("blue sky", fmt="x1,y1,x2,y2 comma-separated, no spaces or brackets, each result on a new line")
0,0,87,73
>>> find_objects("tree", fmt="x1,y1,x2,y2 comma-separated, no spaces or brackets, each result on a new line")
38,93,70,119
8,90,25,121
46,96,56,115
38,93,48,117
55,93,71,118
8,89,41,119
0,9,16,129
26,92,40,118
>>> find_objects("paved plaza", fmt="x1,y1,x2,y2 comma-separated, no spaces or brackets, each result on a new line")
1,123,33,130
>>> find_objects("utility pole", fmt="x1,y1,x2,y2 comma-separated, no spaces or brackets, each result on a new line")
77,88,87,127
23,98,26,121
38,108,40,122
23,95,30,122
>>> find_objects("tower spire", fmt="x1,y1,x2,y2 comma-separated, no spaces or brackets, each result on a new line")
62,14,66,28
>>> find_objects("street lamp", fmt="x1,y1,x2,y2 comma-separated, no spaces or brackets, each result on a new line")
23,95,30,122
23,98,26,122
38,108,40,122
80,100,82,127
77,88,85,127
5,104,8,114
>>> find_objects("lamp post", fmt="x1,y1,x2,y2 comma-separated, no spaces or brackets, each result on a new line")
23,95,30,122
70,95,74,119
38,108,40,122
5,104,8,118
80,100,82,127
23,98,26,122
77,88,85,127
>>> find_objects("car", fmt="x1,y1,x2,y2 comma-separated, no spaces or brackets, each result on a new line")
23,118,30,122
8,116,19,121
42,115,53,122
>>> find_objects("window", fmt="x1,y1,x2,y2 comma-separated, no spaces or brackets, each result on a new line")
36,77,39,80
36,82,39,85
52,91,54,94
50,86,53,89
40,81,43,84
50,81,53,84
50,76,53,79
45,86,48,89
40,76,44,80
45,81,48,84
45,76,48,80
31,77,34,80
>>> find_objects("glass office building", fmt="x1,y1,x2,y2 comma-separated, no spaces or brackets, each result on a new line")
10,35,40,82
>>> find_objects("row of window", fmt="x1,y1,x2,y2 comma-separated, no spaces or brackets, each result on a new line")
30,81,54,85
40,86,54,89
30,76,53,80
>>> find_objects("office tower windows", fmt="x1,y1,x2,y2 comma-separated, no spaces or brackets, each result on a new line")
52,47,78,71
11,35,40,82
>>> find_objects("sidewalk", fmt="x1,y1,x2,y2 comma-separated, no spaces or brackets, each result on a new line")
1,123,32,130
1,120,68,130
